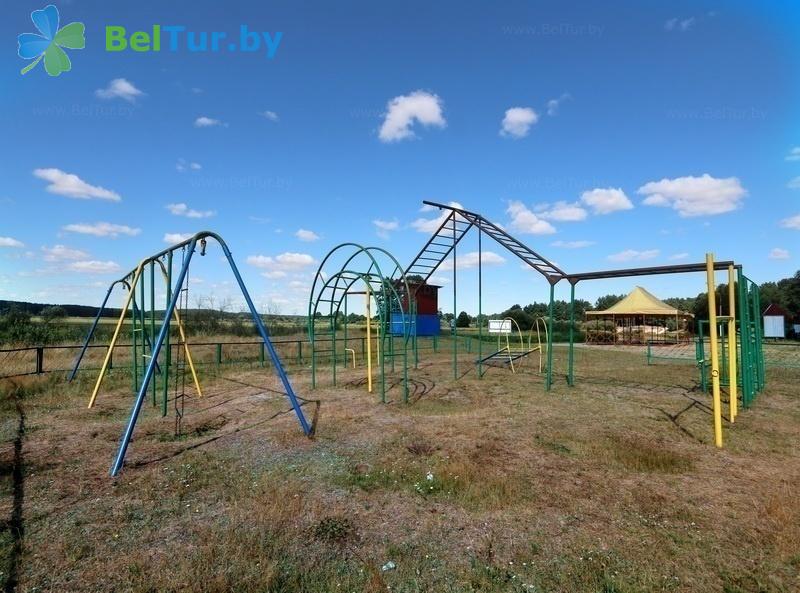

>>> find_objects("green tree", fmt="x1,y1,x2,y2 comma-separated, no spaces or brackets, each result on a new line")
456,311,471,328
595,294,624,311
41,305,67,324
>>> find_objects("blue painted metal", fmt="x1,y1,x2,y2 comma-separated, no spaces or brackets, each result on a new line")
390,313,439,336
110,232,313,476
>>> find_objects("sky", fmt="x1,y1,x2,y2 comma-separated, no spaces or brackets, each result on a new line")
1,0,799,316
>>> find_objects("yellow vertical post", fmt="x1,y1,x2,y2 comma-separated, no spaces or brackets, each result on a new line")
706,253,723,447
88,264,144,408
365,284,372,393
728,264,737,422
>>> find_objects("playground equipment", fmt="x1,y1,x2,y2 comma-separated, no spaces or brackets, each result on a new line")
76,232,315,476
308,243,414,403
476,317,546,375
402,201,764,448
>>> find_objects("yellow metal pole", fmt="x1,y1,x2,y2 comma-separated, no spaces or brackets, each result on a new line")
706,253,723,447
366,284,372,393
88,264,143,408
728,264,737,422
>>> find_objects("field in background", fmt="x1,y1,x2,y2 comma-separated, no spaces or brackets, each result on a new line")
1,345,799,592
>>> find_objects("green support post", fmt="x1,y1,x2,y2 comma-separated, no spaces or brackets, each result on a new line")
162,251,172,417
216,343,222,369
452,215,458,380
131,282,138,392
568,281,575,385
260,342,265,367
546,282,555,391
477,222,483,378
150,261,156,406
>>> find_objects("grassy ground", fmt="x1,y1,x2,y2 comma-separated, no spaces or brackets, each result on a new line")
1,345,799,592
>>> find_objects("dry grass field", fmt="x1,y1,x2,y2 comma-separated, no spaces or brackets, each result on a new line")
1,344,799,592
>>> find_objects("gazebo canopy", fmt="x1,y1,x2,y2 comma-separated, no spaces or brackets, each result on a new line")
586,286,693,317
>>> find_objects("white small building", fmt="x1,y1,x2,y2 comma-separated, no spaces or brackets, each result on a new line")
762,303,789,339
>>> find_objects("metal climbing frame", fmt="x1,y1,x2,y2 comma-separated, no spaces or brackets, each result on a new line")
75,232,314,476
308,244,414,403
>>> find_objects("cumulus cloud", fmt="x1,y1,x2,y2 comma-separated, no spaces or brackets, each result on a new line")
378,90,446,142
780,214,800,230
546,93,571,116
608,249,660,262
537,201,588,222
247,252,317,279
163,233,194,244
194,116,225,128
787,177,800,190
259,110,279,122
411,201,465,233
665,17,695,32
668,252,690,261
440,251,506,271
62,222,141,238
507,201,556,234
176,158,202,172
0,237,24,248
769,248,789,260
95,78,144,102
500,107,538,138
785,147,800,162
638,174,747,217
166,203,215,218
550,240,595,249
33,168,121,201
295,229,320,242
41,245,89,261
580,188,633,214
373,219,400,239
67,260,121,274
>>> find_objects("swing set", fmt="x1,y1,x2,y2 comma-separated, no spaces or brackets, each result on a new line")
73,232,315,476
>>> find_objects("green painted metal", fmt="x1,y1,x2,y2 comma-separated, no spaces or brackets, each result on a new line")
477,220,483,379
150,260,156,407
131,281,138,392
162,251,172,417
568,282,575,386
452,218,457,380
546,283,555,391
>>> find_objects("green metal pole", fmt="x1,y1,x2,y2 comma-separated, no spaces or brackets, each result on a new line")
736,268,751,407
452,215,457,380
343,294,348,367
752,280,765,391
478,222,483,378
568,282,575,386
546,282,555,391
162,252,172,417
150,261,156,406
131,281,138,393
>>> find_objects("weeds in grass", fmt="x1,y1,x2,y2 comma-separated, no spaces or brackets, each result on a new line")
605,435,692,473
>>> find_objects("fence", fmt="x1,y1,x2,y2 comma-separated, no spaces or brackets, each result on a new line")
0,334,487,381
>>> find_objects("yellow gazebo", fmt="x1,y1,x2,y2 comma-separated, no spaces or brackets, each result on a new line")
585,286,693,344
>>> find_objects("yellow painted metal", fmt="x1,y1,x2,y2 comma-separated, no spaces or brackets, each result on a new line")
88,263,144,408
366,284,373,393
345,348,356,368
728,264,737,422
706,253,723,447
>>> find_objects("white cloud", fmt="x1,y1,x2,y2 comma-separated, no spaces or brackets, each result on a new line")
295,229,320,242
550,240,595,249
785,147,800,162
67,260,121,274
33,168,121,201
580,188,633,214
373,218,400,239
500,107,538,138
538,201,587,222
546,93,571,116
440,251,506,271
41,245,89,261
95,78,144,102
0,237,24,248
780,214,800,230
638,174,747,217
259,110,279,122
163,233,194,244
194,116,225,128
787,177,800,190
769,248,790,260
166,202,215,218
506,201,556,235
378,90,446,142
247,252,317,278
62,222,141,238
411,201,465,233
608,249,660,262
665,17,695,32
668,252,690,261
176,158,202,172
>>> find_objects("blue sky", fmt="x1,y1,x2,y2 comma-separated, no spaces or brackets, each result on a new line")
1,0,799,316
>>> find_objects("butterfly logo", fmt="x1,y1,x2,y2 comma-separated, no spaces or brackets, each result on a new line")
18,4,85,76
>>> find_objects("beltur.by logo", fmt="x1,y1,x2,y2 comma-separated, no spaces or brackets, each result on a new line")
17,4,85,76
105,25,283,58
